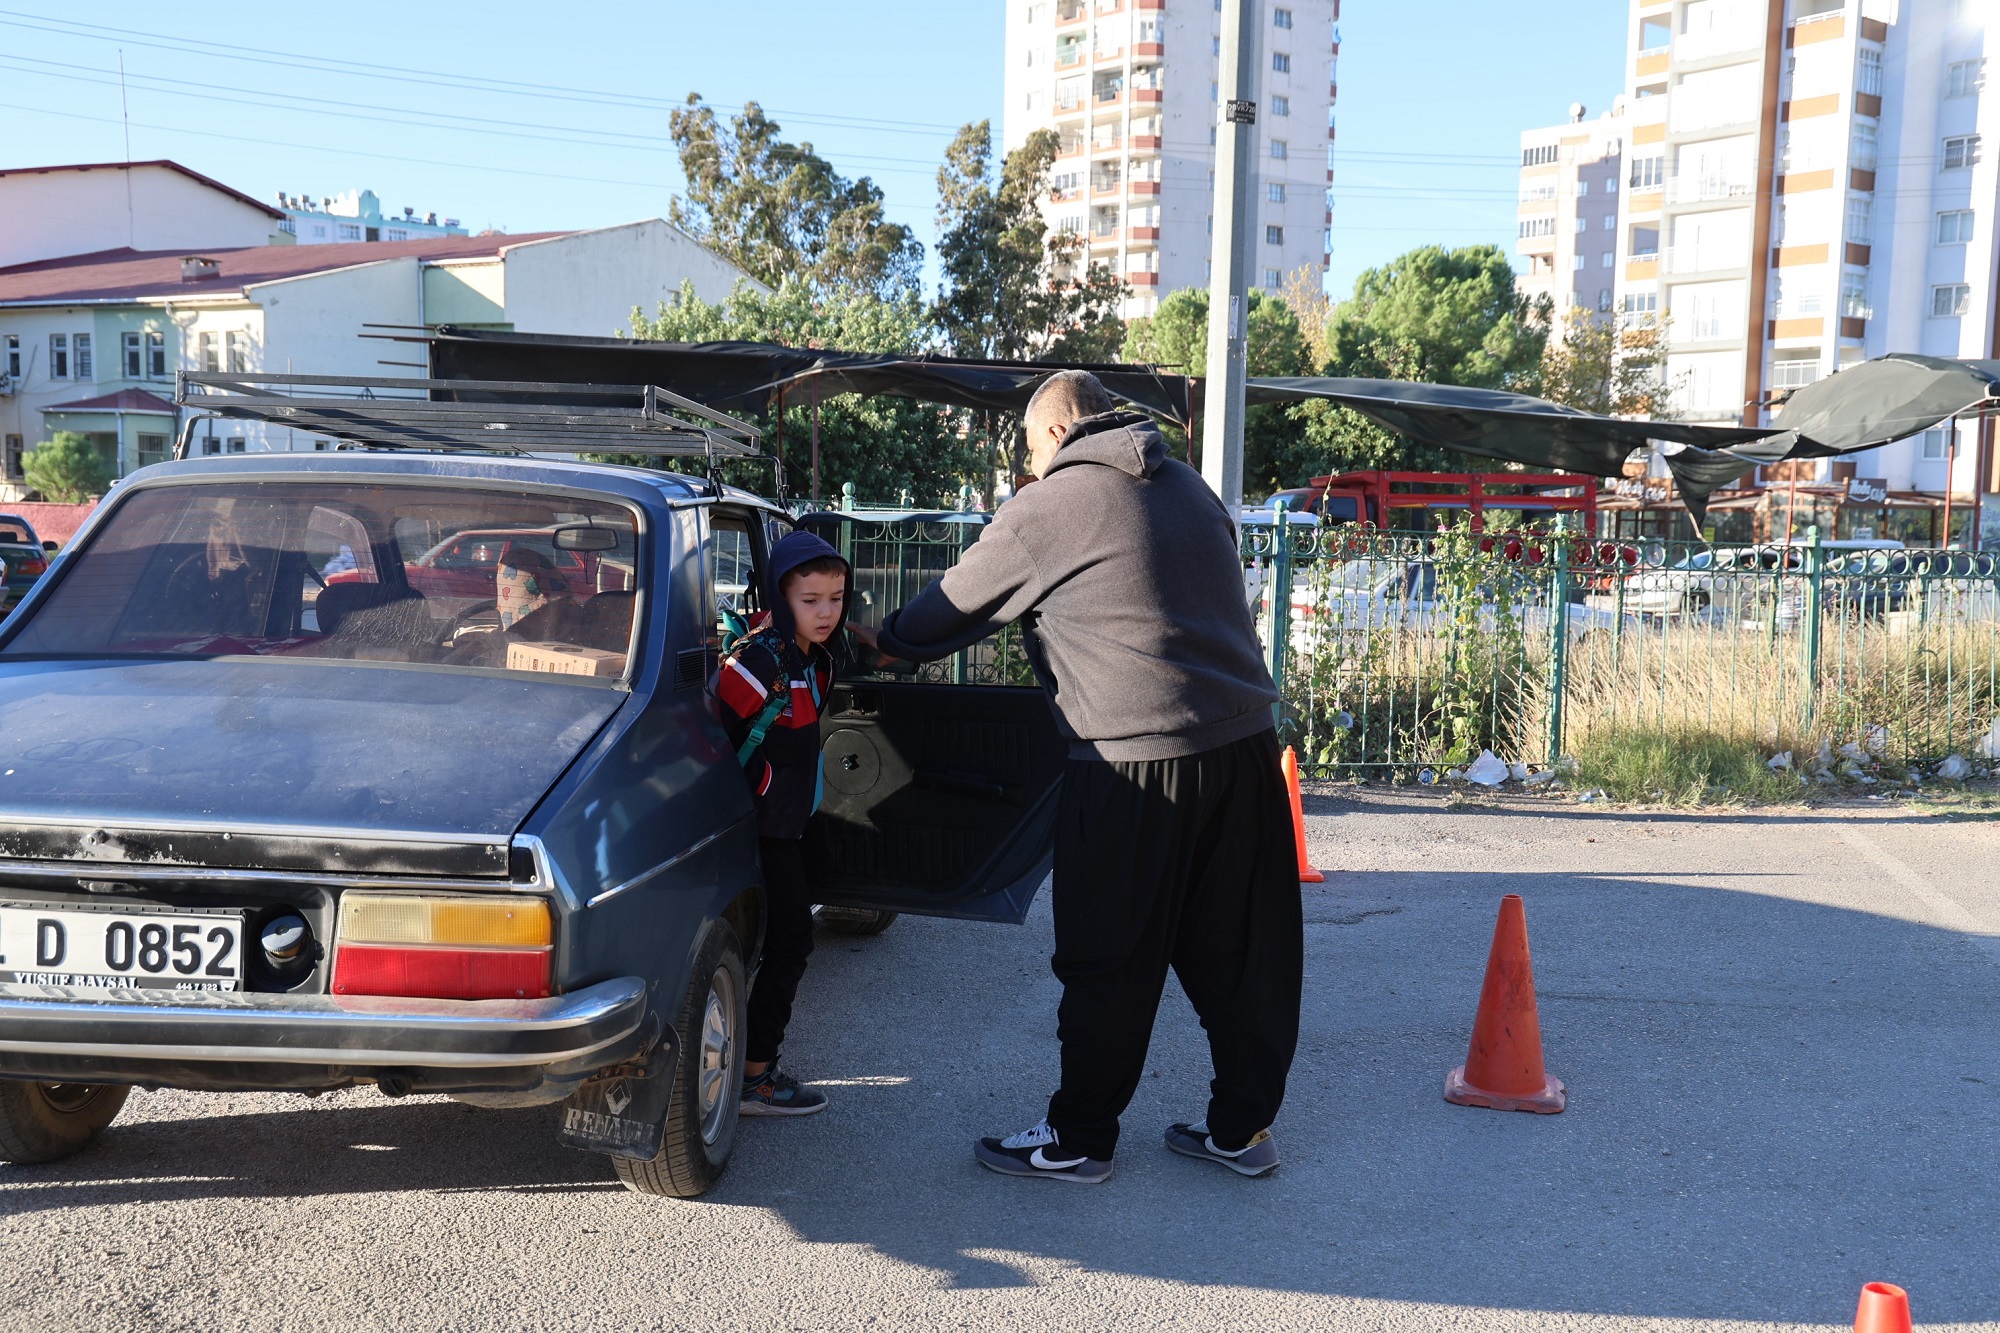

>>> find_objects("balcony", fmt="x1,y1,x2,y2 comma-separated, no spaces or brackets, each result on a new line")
1668,173,1756,205
1056,0,1085,24
1127,272,1160,287
1128,180,1162,197
1132,134,1162,150
1131,225,1160,240
1661,246,1743,275
1134,41,1164,58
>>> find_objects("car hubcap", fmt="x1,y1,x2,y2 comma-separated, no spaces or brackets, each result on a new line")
35,1084,101,1115
696,967,737,1146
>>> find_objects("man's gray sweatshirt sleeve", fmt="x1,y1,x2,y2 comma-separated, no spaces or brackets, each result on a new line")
876,520,1045,663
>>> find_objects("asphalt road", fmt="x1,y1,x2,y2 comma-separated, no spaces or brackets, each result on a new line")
4,791,1999,1332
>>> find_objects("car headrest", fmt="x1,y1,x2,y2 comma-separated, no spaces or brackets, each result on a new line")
316,583,423,637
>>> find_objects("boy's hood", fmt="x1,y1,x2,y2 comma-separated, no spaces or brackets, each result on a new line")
1044,410,1169,481
763,529,852,645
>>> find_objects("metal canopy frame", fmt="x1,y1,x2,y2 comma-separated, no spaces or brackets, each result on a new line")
173,372,765,463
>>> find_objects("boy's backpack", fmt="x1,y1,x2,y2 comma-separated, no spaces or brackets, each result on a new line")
718,615,794,769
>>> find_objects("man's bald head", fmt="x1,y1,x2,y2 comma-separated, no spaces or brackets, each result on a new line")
1023,370,1117,478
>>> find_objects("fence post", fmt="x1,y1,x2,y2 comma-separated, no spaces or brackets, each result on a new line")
840,481,856,514
1545,515,1572,765
1803,524,1824,722
1267,498,1294,727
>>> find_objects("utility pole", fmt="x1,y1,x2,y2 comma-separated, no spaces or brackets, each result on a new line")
1202,0,1260,518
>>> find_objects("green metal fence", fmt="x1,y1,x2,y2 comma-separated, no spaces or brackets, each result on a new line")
1248,516,2000,778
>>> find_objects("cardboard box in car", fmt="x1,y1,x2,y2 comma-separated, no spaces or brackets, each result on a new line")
507,640,625,678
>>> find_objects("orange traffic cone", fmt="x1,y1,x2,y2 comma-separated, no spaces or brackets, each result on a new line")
1853,1282,1912,1333
1444,894,1566,1113
1282,746,1325,883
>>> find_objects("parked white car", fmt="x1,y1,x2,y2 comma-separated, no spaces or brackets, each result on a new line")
1281,557,1634,649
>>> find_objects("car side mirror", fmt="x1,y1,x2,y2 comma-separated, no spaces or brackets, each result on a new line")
552,524,619,552
40,541,56,554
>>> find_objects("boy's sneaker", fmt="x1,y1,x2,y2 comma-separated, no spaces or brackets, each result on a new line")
1163,1121,1280,1177
740,1064,827,1117
974,1120,1112,1184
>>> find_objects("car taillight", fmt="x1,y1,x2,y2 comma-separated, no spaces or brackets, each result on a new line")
16,558,43,577
332,895,552,999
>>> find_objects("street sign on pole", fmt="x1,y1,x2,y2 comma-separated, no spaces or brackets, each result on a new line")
1202,0,1260,519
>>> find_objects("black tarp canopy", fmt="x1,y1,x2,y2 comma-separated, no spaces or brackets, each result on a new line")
427,327,1193,425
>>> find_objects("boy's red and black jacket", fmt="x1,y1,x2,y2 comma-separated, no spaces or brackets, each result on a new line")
717,629,835,839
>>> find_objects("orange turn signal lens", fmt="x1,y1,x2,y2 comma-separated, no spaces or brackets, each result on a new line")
337,895,551,949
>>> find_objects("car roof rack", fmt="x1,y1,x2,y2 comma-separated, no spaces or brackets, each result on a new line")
173,372,764,466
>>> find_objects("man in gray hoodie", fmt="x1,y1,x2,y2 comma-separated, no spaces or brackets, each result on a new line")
866,370,1304,1184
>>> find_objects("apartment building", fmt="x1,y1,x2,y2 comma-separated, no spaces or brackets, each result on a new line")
1516,106,1628,332
277,188,468,245
1569,0,1999,514
1002,0,1339,320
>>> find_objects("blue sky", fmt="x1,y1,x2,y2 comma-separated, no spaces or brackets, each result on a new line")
1,1,1627,305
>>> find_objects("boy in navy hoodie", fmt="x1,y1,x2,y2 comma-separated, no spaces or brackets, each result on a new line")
714,531,850,1116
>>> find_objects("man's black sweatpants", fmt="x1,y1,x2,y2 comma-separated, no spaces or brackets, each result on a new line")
747,836,816,1066
1044,727,1304,1162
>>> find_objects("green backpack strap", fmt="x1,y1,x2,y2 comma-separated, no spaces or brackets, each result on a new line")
731,627,793,769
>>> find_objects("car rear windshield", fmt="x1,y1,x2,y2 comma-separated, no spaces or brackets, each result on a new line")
2,481,642,682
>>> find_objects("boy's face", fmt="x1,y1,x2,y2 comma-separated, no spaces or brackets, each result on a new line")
784,570,846,646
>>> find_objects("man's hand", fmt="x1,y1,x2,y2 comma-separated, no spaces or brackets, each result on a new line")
846,622,881,650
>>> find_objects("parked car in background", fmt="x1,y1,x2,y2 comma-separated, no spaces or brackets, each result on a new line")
0,514,56,611
1291,556,1635,647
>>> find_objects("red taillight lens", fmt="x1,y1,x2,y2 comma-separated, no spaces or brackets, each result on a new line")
332,944,550,1000
17,559,44,577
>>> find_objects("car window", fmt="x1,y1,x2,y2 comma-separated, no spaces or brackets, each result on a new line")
4,482,642,683
706,516,760,644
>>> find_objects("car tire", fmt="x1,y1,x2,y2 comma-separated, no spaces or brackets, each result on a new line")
815,906,899,937
0,1081,130,1164
1682,591,1711,616
612,920,746,1199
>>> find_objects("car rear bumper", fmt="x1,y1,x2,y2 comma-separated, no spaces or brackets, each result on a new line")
0,975,647,1071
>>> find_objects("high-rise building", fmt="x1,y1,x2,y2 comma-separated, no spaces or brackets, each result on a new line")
1516,106,1628,333
1003,0,1339,320
1522,0,1999,528
276,189,467,245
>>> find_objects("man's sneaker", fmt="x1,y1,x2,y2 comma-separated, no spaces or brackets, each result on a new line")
1163,1121,1279,1177
740,1064,828,1117
974,1120,1112,1184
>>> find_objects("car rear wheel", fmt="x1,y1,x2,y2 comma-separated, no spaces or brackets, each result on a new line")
0,1081,130,1164
613,920,745,1198
815,906,899,937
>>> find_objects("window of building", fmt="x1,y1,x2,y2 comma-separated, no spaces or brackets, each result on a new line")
1575,216,1587,233
1770,356,1821,390
146,331,165,378
1623,291,1660,318
73,333,91,380
1273,6,1293,27
122,332,142,378
1520,181,1558,201
1272,52,1290,73
1628,154,1665,189
1266,224,1285,245
1921,426,1951,461
314,439,331,452
1946,59,1986,97
384,228,409,242
336,223,362,241
1268,182,1286,202
1602,251,1616,267
1271,95,1290,115
226,437,247,454
1603,214,1616,230
136,433,167,469
1598,288,1613,312
1576,179,1589,196
1857,47,1883,96
1639,16,1670,50
1937,209,1976,244
1844,195,1872,244
1932,283,1970,317
1523,144,1559,167
198,331,218,373
1263,267,1282,288
3,436,20,480
1943,135,1981,170
1850,122,1878,170
1025,3,1041,21
225,331,247,374
1269,139,1287,160
1572,254,1586,271
48,334,67,379
3,335,18,378
1518,217,1556,239
1841,272,1871,319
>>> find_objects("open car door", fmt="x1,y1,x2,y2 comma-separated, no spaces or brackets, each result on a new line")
797,512,1065,924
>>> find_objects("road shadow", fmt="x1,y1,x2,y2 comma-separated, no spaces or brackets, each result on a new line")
3,869,1996,1323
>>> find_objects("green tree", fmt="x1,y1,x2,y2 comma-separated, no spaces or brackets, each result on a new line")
24,431,110,504
1539,312,1670,419
931,122,1125,362
668,96,922,297
633,281,988,505
1123,286,1308,489
1290,244,1551,487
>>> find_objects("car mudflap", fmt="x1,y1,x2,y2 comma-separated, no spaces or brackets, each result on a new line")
558,1021,677,1159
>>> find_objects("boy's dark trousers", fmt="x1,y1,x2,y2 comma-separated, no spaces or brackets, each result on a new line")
1044,727,1304,1162
747,837,816,1065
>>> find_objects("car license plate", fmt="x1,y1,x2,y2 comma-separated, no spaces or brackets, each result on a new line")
0,904,245,991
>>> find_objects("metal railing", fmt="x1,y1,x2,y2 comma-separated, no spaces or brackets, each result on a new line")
1244,518,2000,778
